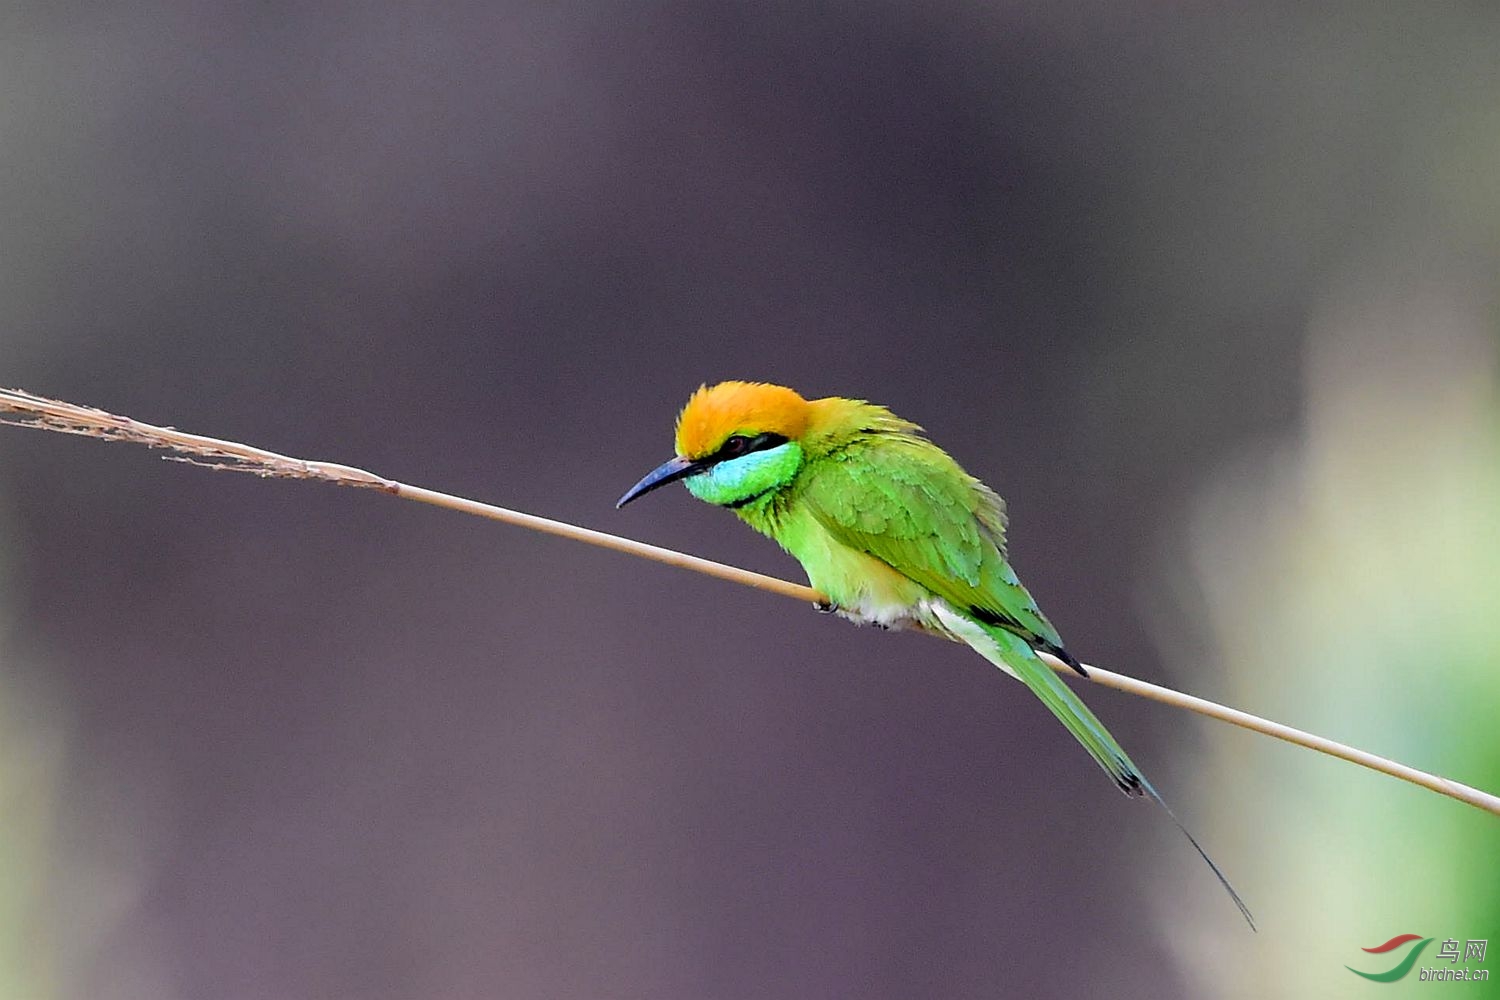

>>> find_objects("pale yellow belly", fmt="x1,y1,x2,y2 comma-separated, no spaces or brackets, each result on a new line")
782,519,936,631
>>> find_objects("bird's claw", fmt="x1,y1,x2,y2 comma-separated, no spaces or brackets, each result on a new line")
814,599,840,615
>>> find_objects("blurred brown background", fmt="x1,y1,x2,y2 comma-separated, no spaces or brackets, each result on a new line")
2,5,1498,999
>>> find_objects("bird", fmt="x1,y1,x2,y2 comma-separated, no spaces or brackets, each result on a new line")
616,380,1254,929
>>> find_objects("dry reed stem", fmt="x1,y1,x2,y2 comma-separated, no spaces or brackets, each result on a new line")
3,386,1497,818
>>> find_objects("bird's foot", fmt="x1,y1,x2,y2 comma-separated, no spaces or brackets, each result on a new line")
813,599,840,615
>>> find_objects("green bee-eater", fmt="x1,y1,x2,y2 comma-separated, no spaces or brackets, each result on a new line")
618,381,1253,928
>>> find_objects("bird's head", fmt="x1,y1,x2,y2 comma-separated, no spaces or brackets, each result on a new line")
616,381,810,509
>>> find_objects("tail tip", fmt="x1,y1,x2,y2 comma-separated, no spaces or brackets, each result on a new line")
1047,642,1089,677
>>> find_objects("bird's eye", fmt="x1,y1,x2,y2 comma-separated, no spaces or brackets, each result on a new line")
721,436,748,457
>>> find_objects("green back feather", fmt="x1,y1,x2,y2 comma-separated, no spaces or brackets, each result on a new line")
772,412,1256,929
794,431,1067,653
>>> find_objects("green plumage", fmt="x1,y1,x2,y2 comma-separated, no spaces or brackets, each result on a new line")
734,409,1128,781
620,383,1254,928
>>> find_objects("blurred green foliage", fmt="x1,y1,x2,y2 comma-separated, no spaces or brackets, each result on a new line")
0,595,60,999
1164,294,1500,997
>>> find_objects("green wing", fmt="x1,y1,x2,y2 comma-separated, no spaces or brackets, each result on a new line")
798,435,1072,659
800,435,1256,928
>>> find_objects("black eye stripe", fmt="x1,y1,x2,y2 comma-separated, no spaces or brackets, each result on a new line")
711,432,788,463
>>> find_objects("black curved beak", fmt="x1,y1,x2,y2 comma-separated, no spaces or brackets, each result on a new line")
616,455,707,508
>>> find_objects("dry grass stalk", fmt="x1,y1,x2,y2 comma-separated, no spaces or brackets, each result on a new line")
2,386,1496,818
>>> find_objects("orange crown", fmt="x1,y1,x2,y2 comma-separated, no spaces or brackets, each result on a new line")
675,381,811,458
